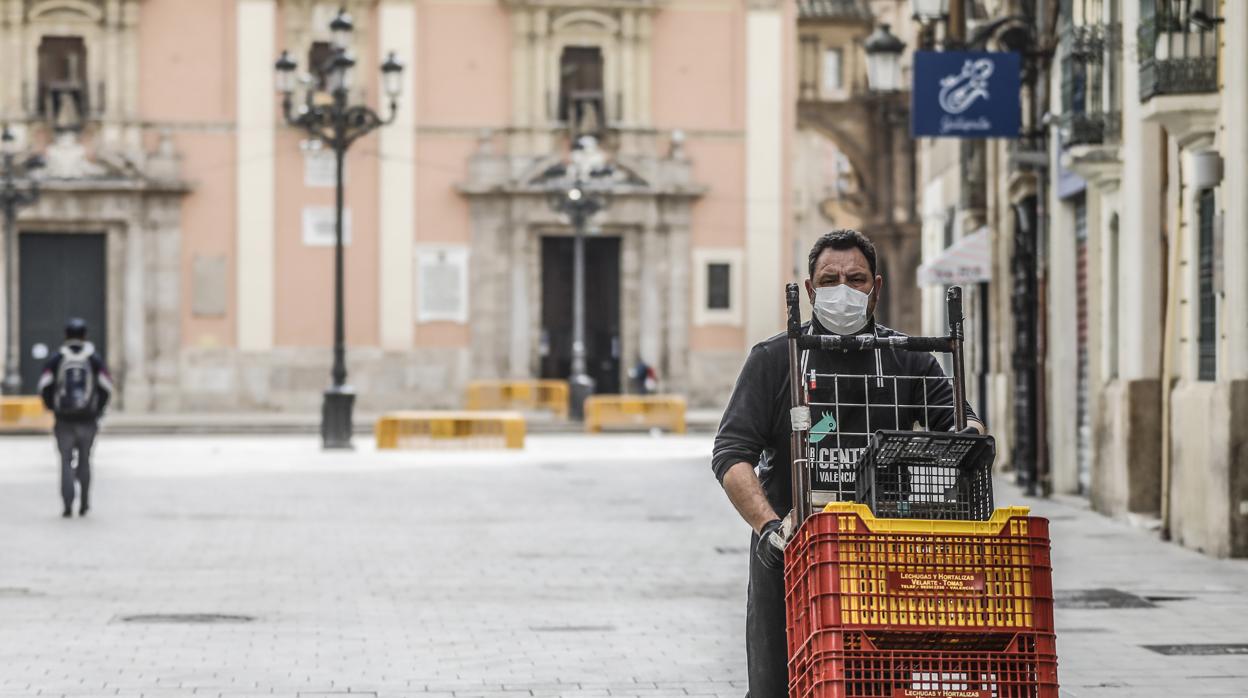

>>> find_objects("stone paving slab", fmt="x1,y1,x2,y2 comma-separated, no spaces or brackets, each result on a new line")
1,434,1247,697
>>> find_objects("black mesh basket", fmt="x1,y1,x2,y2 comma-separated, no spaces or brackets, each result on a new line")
853,430,996,521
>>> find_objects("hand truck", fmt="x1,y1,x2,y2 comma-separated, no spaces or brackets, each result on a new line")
783,283,997,528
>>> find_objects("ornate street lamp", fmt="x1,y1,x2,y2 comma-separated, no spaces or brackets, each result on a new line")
541,136,615,420
275,8,404,449
864,24,906,94
1,125,43,395
911,0,950,22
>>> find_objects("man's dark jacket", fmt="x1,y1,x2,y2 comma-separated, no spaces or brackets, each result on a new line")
712,320,977,517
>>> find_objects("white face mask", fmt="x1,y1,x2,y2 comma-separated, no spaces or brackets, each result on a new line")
812,284,872,335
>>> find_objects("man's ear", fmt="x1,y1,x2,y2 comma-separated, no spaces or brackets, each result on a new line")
804,278,815,302
872,275,884,301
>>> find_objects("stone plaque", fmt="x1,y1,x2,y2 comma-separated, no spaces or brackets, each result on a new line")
191,255,227,317
302,207,351,247
302,145,341,188
416,247,468,323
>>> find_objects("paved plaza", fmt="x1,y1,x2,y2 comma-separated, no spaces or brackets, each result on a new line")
1,434,1247,697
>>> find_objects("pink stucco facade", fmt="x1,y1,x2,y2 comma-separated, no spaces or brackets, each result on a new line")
3,0,797,411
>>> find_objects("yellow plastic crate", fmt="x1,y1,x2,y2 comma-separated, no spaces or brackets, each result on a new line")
0,396,52,433
584,395,686,434
465,380,569,419
375,411,525,450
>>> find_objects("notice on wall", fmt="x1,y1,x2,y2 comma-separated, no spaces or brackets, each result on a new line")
302,206,351,247
416,246,468,323
302,144,342,188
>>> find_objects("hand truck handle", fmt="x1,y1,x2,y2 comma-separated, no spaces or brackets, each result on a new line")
794,334,954,353
786,283,802,338
947,286,968,431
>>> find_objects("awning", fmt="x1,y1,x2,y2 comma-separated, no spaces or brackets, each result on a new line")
917,227,992,286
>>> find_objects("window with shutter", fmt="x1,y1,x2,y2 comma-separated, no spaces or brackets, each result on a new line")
707,263,731,311
1197,188,1216,381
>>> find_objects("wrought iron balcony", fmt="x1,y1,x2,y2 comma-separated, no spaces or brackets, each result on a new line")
1058,110,1121,149
1059,21,1120,149
1138,4,1219,102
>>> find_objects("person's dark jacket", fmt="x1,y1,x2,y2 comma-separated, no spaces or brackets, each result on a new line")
37,340,113,421
712,320,977,518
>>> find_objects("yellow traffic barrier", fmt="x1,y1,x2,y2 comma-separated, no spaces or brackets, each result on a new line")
375,411,526,450
465,380,569,419
584,395,687,434
0,396,52,433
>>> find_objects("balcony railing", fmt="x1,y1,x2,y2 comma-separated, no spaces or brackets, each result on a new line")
1138,3,1219,102
1058,111,1121,149
1059,22,1120,148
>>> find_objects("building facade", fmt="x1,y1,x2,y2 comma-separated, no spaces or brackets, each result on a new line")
913,0,1247,557
0,0,797,413
1049,0,1248,557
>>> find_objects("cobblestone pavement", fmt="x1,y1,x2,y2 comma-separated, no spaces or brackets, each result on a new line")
2,434,1247,697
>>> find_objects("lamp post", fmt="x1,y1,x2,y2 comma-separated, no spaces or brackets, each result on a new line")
543,136,614,421
864,24,906,94
275,7,404,449
900,3,1045,493
864,25,910,327
1,125,43,395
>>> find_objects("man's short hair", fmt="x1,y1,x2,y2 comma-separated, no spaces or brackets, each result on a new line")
808,229,878,278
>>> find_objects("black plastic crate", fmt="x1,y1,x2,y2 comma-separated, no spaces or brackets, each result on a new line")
853,430,996,520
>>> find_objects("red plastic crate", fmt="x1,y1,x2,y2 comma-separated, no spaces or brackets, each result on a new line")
789,630,1059,698
785,504,1054,665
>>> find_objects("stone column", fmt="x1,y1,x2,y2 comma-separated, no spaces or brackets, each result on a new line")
468,198,508,379
638,224,662,368
508,213,530,378
120,0,143,163
121,216,148,412
148,197,182,411
663,205,690,392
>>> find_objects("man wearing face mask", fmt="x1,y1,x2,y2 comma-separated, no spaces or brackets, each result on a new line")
711,229,983,698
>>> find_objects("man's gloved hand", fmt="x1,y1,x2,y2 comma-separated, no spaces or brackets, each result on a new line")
952,425,980,435
754,518,788,570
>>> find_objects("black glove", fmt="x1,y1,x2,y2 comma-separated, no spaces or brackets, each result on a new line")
754,519,787,570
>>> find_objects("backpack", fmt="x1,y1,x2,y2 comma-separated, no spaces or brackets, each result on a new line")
54,350,97,417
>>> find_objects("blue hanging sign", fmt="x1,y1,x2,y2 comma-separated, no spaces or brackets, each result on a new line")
911,51,1022,139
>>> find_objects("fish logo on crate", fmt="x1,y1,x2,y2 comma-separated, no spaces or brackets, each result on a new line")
808,412,837,444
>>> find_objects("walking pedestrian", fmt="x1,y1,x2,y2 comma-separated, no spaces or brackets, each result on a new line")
38,318,113,518
712,229,984,697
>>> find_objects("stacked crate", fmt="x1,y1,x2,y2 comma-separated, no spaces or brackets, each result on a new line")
784,503,1059,698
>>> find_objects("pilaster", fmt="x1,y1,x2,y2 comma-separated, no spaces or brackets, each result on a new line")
235,0,277,352
378,0,416,350
744,3,783,344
